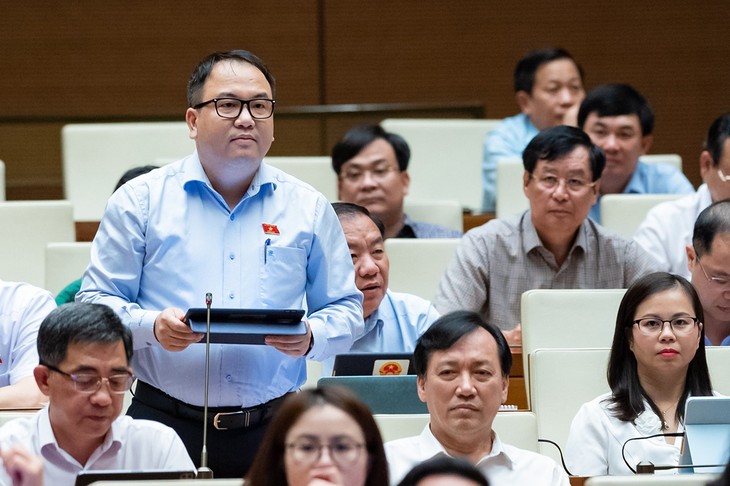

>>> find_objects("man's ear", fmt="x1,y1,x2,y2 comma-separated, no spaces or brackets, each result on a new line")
640,134,654,155
501,375,509,404
185,107,199,140
516,91,532,116
34,365,51,396
699,150,714,182
400,170,411,197
416,375,427,403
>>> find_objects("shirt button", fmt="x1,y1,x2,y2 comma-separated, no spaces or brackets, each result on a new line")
229,292,235,299
229,253,235,260
225,374,232,382
230,214,235,221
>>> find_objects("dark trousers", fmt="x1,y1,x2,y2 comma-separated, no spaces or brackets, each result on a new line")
127,382,280,478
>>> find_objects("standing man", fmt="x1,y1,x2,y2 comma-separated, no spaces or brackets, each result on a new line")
0,303,194,485
333,124,462,239
385,311,569,485
0,279,55,408
437,126,659,344
78,50,362,477
482,48,585,212
687,200,730,346
578,83,694,223
635,113,730,278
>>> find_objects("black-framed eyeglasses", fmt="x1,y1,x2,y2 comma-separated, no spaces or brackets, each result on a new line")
633,317,700,336
41,362,134,395
286,437,366,466
192,97,275,120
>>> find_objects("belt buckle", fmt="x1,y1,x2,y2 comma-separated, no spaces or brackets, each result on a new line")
213,410,250,431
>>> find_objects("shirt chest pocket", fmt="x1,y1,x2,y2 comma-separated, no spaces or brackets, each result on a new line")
259,246,308,308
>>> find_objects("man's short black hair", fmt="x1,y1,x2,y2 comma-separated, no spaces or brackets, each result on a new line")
522,125,605,181
514,47,583,94
692,199,730,258
331,123,410,175
38,303,133,368
113,165,159,192
414,310,511,378
332,202,385,238
705,112,730,167
396,456,490,486
578,83,654,136
187,50,276,107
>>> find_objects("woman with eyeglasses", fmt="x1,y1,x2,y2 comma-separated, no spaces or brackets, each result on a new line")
564,272,714,475
246,386,389,486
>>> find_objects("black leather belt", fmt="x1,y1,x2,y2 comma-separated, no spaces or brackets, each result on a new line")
134,381,292,431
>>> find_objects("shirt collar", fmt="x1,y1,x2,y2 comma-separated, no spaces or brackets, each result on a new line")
419,424,514,469
180,152,278,197
522,210,588,255
38,405,122,464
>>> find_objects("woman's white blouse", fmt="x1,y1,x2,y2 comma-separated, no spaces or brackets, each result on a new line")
564,392,683,476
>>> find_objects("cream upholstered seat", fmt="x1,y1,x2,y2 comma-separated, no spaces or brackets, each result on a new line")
600,193,684,238
403,199,463,232
521,288,625,407
381,118,502,213
384,238,460,301
264,156,337,201
44,242,93,296
62,122,193,222
0,201,75,287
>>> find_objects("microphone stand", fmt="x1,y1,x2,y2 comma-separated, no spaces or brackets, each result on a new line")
197,292,214,479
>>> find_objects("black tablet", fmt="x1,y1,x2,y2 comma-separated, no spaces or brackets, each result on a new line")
184,308,306,345
332,352,415,376
75,469,195,486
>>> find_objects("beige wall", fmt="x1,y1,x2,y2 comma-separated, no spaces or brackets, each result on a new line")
2,1,728,199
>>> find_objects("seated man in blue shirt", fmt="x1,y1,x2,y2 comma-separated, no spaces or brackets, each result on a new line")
332,124,462,239
482,48,585,212
578,83,694,223
687,200,730,346
324,202,440,374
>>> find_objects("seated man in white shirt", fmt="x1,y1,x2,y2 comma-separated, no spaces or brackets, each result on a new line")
0,303,194,485
385,311,569,486
324,203,440,374
635,112,730,278
0,279,56,408
687,200,730,346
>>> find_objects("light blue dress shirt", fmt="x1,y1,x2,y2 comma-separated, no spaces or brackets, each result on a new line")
588,161,695,223
482,113,538,213
78,153,363,407
705,335,730,346
322,290,440,375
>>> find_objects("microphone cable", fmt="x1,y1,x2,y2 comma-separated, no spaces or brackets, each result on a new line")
621,432,684,474
538,438,573,477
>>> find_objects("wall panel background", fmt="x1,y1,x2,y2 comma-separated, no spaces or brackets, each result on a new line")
1,1,728,198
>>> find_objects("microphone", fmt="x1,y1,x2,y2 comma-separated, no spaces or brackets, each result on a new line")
622,432,725,474
197,292,214,479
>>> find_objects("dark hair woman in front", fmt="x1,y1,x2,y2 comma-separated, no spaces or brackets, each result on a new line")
565,272,713,475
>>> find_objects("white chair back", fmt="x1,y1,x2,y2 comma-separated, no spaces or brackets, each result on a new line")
44,242,93,296
529,348,611,464
0,201,75,287
264,156,337,201
62,122,193,221
403,199,463,232
600,194,684,239
639,153,683,171
521,289,625,407
0,411,37,427
380,118,502,212
707,346,730,396
0,160,6,201
496,157,528,218
385,238,460,301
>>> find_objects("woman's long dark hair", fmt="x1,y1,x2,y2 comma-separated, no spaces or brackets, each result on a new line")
245,386,389,486
606,272,713,427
